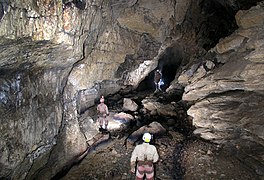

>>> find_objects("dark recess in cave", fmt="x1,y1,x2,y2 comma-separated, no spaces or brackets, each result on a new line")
193,0,262,50
0,0,8,21
137,0,262,92
137,46,183,92
196,0,238,50
63,0,86,10
0,3,3,21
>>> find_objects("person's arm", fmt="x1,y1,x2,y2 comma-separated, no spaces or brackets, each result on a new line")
130,147,138,173
153,147,159,163
96,105,100,116
105,105,109,115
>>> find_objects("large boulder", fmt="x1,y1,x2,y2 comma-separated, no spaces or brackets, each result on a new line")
127,121,166,144
123,98,138,112
142,100,177,117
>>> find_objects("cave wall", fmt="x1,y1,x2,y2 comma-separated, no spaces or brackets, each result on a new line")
179,3,264,175
181,3,264,143
0,38,74,177
0,0,92,178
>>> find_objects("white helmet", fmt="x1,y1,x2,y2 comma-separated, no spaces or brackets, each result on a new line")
100,96,104,103
142,133,152,143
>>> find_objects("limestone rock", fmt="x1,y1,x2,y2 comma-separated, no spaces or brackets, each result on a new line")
1,0,264,179
79,117,98,143
142,98,177,117
175,0,191,24
117,0,175,40
205,60,215,70
182,5,264,174
216,34,245,54
109,112,134,130
127,121,166,144
122,98,138,111
236,5,264,29
178,63,200,86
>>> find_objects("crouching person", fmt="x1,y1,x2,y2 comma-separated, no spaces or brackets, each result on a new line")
130,132,159,180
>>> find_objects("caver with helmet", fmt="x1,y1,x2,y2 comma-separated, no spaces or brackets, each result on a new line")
142,132,152,143
154,69,162,93
97,96,109,131
130,132,159,180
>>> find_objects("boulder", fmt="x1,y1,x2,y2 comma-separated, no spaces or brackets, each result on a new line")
142,100,177,117
127,121,166,144
122,98,138,111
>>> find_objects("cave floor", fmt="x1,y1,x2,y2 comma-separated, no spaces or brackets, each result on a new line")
61,90,259,180
61,131,259,180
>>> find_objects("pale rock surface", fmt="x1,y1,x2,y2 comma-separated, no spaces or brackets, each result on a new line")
142,98,177,117
122,98,138,112
127,121,166,144
180,4,264,175
236,5,264,29
110,112,134,130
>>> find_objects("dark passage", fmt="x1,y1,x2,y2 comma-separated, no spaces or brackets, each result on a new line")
137,46,183,92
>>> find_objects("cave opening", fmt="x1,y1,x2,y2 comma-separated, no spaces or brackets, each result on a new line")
136,45,183,93
0,0,8,21
62,0,86,10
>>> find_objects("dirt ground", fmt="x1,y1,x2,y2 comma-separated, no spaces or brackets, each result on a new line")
181,138,260,180
61,130,260,180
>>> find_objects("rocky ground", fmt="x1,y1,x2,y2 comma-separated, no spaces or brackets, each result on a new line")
182,139,260,180
60,132,260,180
59,90,261,180
61,130,184,180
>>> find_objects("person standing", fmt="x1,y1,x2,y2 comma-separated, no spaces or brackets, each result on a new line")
154,70,162,92
130,132,159,180
97,96,109,131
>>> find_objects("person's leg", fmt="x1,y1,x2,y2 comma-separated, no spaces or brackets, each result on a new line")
105,117,108,130
158,80,162,91
98,117,104,132
145,165,154,180
154,82,158,92
136,165,145,180
98,117,103,127
158,84,161,91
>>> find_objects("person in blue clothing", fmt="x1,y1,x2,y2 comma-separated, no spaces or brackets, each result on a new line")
154,70,163,92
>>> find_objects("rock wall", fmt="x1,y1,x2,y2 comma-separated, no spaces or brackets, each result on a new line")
180,4,264,175
0,38,72,178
